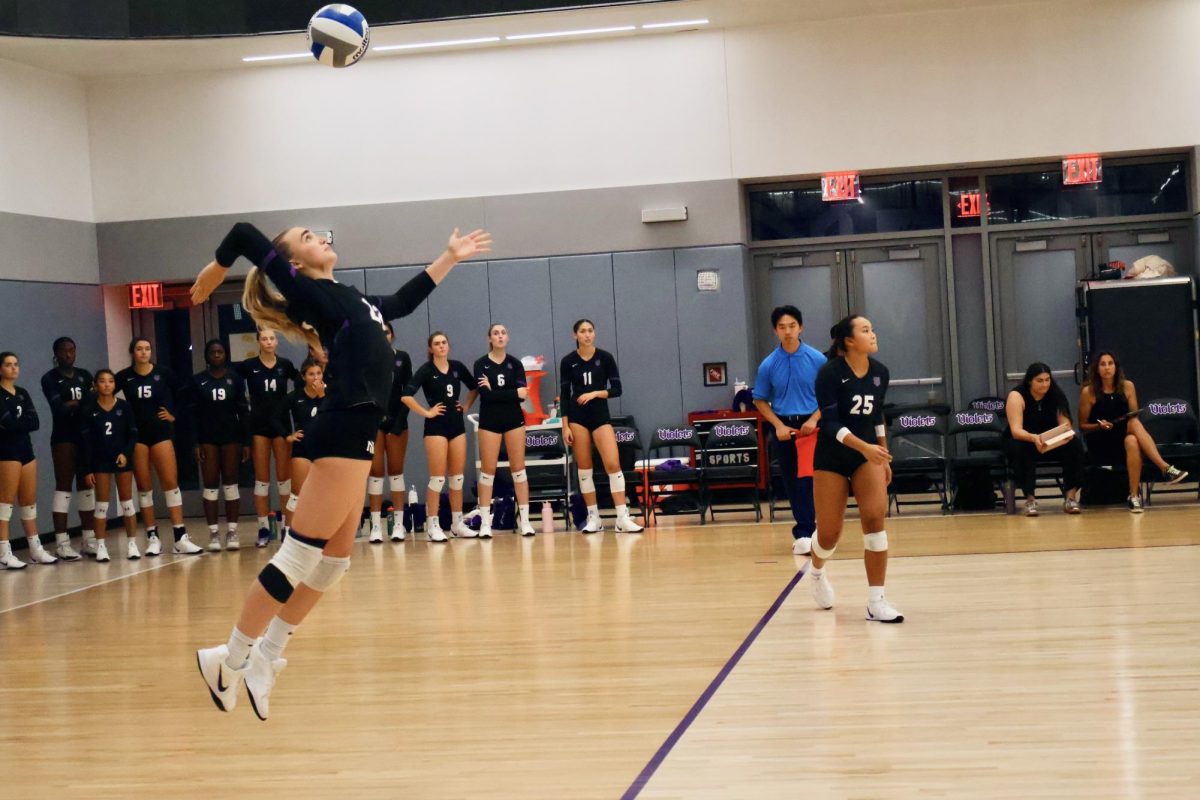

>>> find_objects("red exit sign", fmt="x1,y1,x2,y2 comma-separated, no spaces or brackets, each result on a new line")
129,282,164,309
821,172,861,202
955,191,987,218
1063,154,1102,185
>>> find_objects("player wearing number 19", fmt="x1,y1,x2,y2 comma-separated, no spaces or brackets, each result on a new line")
192,340,251,551
808,315,903,623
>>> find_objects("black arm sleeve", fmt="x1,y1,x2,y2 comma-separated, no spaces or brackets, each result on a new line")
122,403,138,461
603,351,623,399
815,365,843,433
215,222,338,320
458,362,477,394
374,272,437,321
78,406,95,468
475,358,519,402
559,356,572,408
398,354,413,390
236,378,252,444
40,371,65,415
403,364,428,398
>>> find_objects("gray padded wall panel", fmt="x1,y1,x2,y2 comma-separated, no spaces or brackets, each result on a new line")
613,251,684,435
549,254,620,416
673,246,753,415
951,234,990,402
0,280,107,531
0,210,100,284
487,259,554,413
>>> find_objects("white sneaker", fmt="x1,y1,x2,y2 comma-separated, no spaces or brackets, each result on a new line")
225,532,240,550
581,513,603,534
56,541,83,561
390,521,405,542
450,520,477,539
615,514,644,533
792,537,812,556
28,543,58,565
1163,464,1188,485
811,571,835,610
427,520,448,543
145,534,162,557
866,596,904,623
1128,495,1144,514
126,539,141,560
95,541,111,563
207,533,223,552
196,644,249,712
368,525,384,544
174,534,204,555
83,538,98,558
1063,497,1081,515
0,550,27,569
1024,498,1039,517
245,645,287,722
518,514,536,537
479,518,493,540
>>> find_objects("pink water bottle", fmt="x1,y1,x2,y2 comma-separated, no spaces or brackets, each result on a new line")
541,501,554,534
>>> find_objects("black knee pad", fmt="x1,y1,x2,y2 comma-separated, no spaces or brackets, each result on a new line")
258,563,295,603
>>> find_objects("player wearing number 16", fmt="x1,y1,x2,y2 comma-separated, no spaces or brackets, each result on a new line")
40,336,94,561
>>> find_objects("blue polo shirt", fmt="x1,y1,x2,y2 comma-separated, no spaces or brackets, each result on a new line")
752,342,826,416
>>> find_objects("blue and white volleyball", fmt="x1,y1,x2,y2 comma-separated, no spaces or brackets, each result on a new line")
307,5,370,69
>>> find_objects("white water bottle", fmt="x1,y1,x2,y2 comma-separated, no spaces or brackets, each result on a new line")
541,501,554,534
408,488,418,505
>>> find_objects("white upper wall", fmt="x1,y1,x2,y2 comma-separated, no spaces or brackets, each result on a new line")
0,56,94,221
70,0,1200,223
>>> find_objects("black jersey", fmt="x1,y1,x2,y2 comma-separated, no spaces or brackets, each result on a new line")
287,387,324,434
40,367,94,439
215,223,437,412
0,385,39,437
115,365,184,431
559,348,622,417
1011,385,1063,436
473,354,527,410
237,356,296,417
404,360,474,407
386,349,414,421
79,398,137,471
191,369,250,443
814,357,890,445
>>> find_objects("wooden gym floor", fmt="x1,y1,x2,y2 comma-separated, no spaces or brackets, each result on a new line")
1,501,1197,799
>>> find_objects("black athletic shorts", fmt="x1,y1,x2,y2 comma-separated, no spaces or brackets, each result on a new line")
50,427,84,447
136,421,173,447
197,423,244,448
479,405,525,434
92,454,133,474
813,437,867,480
567,401,611,433
306,405,383,462
0,434,35,465
249,410,291,439
423,410,466,440
290,437,314,462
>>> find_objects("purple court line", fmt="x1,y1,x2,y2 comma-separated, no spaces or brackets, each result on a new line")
620,561,810,799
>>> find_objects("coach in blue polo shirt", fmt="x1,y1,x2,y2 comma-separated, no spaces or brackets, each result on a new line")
753,305,826,555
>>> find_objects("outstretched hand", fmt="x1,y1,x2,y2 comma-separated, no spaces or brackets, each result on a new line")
447,229,493,261
191,260,228,305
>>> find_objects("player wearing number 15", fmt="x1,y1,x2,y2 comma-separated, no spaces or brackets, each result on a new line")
809,315,903,623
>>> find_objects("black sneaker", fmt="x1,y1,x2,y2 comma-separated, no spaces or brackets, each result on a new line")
256,527,271,548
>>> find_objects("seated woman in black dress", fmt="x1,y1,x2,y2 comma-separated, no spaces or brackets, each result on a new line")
1005,362,1086,516
1078,351,1187,513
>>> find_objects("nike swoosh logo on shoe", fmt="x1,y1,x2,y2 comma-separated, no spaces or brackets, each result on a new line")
217,669,229,693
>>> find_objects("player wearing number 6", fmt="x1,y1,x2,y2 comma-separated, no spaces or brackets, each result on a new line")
808,315,903,623
402,332,475,542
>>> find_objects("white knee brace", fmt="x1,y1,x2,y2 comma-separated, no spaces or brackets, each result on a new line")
367,476,385,495
260,533,324,602
578,468,595,494
478,472,495,487
139,491,154,509
389,474,405,493
863,531,889,552
77,489,95,512
428,476,446,493
286,493,299,512
21,504,37,521
608,471,625,494
121,500,137,518
254,481,270,498
202,488,220,502
511,469,528,484
223,484,240,502
447,474,464,491
811,533,837,559
277,479,291,498
164,487,183,508
53,491,72,514
94,502,110,520
305,555,351,592
0,503,11,522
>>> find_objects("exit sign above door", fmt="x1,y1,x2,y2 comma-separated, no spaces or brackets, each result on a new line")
821,172,861,202
1063,154,1103,185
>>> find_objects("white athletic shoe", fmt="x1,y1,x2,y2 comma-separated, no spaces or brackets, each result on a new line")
145,534,162,557
0,550,27,569
174,534,204,555
126,539,141,560
28,543,58,565
95,541,111,562
225,532,240,550
581,513,603,534
207,533,223,552
866,596,904,623
1063,497,1081,515
196,644,249,712
56,541,83,561
83,538,98,558
390,522,405,542
245,645,287,722
1128,495,1144,514
518,514,536,537
792,537,812,556
479,518,494,540
615,514,644,533
1023,498,1039,517
426,520,448,543
450,520,477,539
811,571,835,610
368,525,384,544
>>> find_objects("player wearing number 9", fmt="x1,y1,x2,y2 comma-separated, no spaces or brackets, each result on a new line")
402,331,476,541
809,314,904,624
191,340,252,550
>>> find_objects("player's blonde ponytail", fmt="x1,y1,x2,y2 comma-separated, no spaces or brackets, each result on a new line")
241,232,321,353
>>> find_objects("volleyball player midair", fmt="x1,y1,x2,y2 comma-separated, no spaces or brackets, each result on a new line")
0,352,57,567
115,338,201,555
192,340,251,551
192,222,490,719
402,332,476,542
366,322,412,543
236,329,297,547
465,323,536,538
283,357,325,534
80,370,140,561
559,319,643,533
39,336,93,560
808,315,903,623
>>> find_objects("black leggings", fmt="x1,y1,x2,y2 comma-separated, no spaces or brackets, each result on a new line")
1006,437,1086,497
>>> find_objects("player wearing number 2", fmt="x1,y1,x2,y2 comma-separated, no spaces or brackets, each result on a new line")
402,332,475,542
807,314,903,623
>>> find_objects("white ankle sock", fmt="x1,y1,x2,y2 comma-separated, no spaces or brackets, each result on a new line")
452,512,464,525
257,516,269,530
227,522,238,534
519,504,530,519
0,541,11,557
260,617,296,661
868,586,885,603
587,504,599,517
811,566,825,578
224,627,255,669
27,536,41,550
615,503,628,517
83,529,96,543
209,524,219,535
55,532,70,545
370,511,382,528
